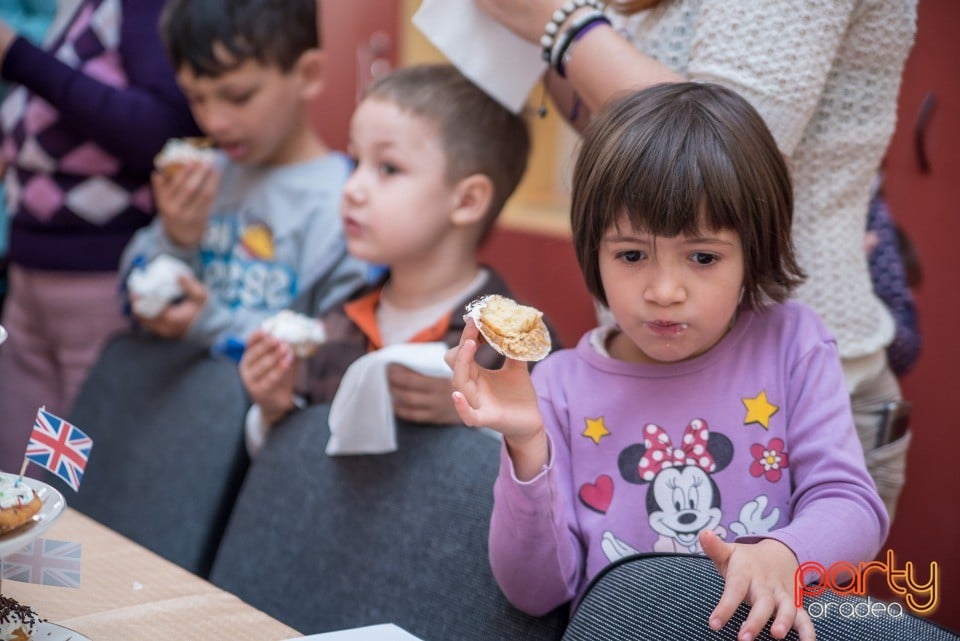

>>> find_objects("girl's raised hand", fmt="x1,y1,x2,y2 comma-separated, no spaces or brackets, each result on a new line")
445,320,549,480
700,530,816,641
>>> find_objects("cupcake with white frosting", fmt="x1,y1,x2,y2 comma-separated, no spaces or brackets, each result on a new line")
260,310,327,358
0,472,41,535
153,137,217,176
126,255,194,319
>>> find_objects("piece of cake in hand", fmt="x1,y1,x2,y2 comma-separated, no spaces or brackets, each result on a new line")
126,254,194,319
153,137,217,176
0,472,42,534
260,310,327,358
0,595,42,641
465,294,551,362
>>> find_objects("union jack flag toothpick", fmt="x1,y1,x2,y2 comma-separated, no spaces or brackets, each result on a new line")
24,408,92,492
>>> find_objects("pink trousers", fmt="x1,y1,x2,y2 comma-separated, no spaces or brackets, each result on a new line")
0,266,128,475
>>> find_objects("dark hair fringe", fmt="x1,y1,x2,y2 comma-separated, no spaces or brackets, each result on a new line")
572,82,805,311
161,0,319,76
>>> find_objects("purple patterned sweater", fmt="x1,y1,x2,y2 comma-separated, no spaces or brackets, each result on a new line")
0,0,198,272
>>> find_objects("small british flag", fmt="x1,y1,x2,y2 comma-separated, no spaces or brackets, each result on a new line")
1,538,82,588
25,408,93,492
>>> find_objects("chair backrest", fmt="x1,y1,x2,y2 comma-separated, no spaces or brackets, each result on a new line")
563,553,959,641
209,404,567,641
68,332,250,577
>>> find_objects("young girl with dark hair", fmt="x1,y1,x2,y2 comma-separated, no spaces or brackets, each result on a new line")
448,83,887,641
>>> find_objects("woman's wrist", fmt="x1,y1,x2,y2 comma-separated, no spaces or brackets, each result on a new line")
552,10,611,77
539,1,606,63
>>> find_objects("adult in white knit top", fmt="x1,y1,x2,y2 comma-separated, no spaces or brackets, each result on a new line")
478,0,917,521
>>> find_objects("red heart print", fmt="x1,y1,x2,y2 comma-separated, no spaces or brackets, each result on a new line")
579,474,614,514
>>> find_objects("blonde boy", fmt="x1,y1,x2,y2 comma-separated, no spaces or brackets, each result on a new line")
240,64,542,451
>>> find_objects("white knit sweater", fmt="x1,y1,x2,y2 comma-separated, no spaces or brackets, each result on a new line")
612,0,917,360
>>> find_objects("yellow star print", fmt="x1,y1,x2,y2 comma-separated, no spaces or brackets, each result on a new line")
742,390,779,429
583,417,610,444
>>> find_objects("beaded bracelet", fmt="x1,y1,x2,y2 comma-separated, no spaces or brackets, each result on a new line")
540,0,606,64
552,12,612,77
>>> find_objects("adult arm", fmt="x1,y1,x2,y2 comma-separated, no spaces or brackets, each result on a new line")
0,0,198,174
481,0,856,157
476,0,679,126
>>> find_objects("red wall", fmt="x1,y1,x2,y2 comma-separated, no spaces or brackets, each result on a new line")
878,0,960,631
312,1,400,152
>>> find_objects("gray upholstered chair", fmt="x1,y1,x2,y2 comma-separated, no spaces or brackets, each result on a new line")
67,332,250,577
209,403,566,641
563,553,959,641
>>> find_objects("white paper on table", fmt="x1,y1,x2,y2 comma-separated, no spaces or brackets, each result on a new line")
288,623,425,640
326,342,451,456
412,0,546,114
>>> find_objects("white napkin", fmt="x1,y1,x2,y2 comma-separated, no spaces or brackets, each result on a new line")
412,0,546,114
326,342,452,455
